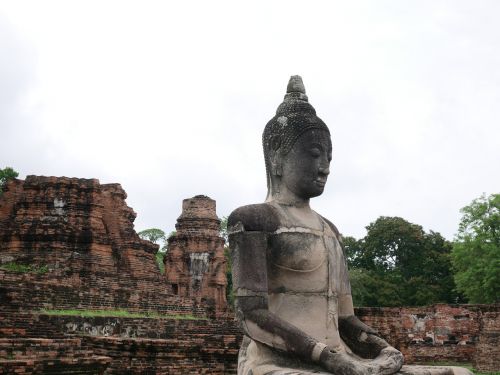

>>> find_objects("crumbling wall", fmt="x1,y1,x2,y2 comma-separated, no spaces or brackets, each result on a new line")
356,304,500,371
0,176,205,315
473,307,500,372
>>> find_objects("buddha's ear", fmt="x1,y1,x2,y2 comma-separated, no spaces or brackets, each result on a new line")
268,136,282,177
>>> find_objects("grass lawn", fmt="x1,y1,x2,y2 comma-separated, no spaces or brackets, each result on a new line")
39,308,205,320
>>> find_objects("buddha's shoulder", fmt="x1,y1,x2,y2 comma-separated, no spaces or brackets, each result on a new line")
228,203,280,233
318,214,342,243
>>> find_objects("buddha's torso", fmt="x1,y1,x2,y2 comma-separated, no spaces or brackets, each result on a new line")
265,202,351,350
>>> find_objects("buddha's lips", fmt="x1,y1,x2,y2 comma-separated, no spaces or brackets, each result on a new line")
314,179,327,187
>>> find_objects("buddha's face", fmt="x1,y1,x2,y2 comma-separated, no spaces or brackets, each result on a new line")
280,129,332,199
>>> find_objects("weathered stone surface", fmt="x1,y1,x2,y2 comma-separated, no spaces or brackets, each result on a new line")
165,195,228,316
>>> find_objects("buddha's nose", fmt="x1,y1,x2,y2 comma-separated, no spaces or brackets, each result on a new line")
319,164,330,176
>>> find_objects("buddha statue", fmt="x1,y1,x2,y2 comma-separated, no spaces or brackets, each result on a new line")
227,76,473,375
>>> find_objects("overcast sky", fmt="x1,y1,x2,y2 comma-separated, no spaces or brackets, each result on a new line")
1,1,499,240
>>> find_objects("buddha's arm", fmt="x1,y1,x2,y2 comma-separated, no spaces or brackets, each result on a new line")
337,269,404,373
230,228,326,362
337,285,382,357
322,217,403,371
336,270,400,360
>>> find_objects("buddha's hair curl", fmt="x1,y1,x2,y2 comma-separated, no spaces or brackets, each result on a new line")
262,76,330,179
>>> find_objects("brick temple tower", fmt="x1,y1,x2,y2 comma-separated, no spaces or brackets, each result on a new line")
164,195,227,314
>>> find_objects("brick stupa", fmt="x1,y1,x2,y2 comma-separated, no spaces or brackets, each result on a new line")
164,195,227,315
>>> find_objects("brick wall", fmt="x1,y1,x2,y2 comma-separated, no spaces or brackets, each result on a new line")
473,308,500,372
0,338,111,374
1,305,498,372
356,304,500,371
0,313,241,374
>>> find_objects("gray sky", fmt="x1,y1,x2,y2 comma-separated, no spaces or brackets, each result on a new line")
1,1,499,240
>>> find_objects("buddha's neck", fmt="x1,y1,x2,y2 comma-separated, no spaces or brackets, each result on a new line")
272,197,310,209
267,188,311,210
266,179,313,210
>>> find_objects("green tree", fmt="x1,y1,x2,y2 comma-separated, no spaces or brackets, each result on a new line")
343,236,365,269
219,216,234,308
138,228,167,274
346,216,459,307
138,228,167,244
452,194,500,303
0,167,19,195
349,268,403,307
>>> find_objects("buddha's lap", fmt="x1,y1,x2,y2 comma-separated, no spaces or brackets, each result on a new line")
239,340,473,375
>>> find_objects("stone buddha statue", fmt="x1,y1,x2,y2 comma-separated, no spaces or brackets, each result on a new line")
228,76,473,375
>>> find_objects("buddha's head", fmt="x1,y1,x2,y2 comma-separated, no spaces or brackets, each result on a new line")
263,76,332,202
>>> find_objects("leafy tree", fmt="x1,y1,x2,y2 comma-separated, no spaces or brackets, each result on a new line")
452,194,500,303
138,228,167,245
0,167,19,195
219,216,228,243
349,268,403,307
346,216,459,307
138,228,167,274
219,216,234,308
343,236,365,269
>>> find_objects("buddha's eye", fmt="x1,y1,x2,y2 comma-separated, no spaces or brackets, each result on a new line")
310,148,321,158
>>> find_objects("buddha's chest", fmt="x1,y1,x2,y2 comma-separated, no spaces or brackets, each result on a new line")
267,230,340,293
268,231,328,271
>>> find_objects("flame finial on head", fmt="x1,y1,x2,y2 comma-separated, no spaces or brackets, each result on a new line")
286,75,306,94
283,75,309,103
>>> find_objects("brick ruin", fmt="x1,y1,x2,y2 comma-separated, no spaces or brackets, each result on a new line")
0,176,498,373
356,304,499,372
0,176,207,315
164,195,227,316
0,176,238,373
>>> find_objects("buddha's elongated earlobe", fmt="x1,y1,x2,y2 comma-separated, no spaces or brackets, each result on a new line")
271,163,282,177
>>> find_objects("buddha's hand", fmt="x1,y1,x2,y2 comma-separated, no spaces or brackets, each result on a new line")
319,349,382,375
363,334,403,375
375,346,404,375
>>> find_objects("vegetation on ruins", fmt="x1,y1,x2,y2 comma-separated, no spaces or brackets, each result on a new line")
345,216,461,307
452,193,500,304
0,262,48,275
219,216,234,308
0,166,18,195
40,309,204,320
138,228,169,274
138,228,167,244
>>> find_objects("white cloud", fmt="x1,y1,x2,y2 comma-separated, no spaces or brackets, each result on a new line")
1,0,499,239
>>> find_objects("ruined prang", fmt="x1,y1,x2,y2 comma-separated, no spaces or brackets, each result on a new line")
164,195,227,315
0,176,205,316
